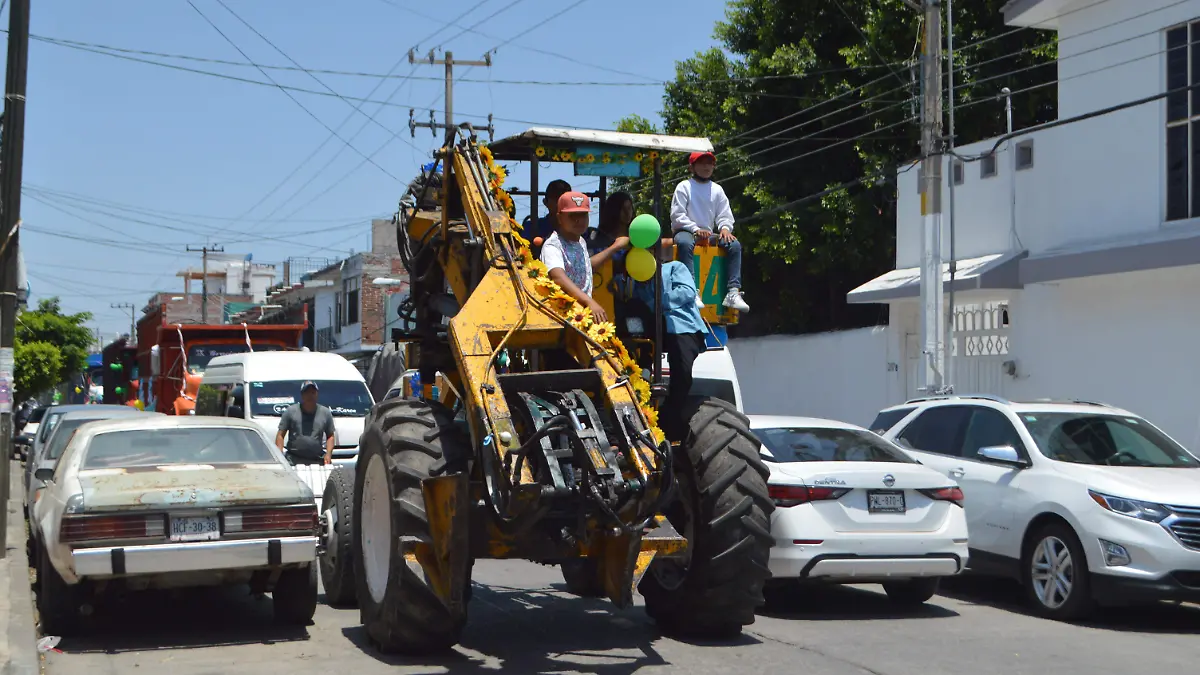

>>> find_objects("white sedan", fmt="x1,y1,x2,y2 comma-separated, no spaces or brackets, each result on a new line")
751,415,970,605
30,416,319,635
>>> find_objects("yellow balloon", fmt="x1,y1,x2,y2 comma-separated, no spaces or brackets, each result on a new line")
626,248,657,282
74,387,82,394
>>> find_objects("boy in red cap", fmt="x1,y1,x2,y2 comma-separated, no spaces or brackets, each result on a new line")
670,151,750,312
540,191,628,323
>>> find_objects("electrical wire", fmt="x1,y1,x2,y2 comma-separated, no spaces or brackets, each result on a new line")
270,0,580,225
23,183,385,224
186,0,404,184
241,0,503,230
830,0,910,87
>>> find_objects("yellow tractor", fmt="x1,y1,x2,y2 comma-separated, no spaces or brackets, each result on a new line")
347,125,772,654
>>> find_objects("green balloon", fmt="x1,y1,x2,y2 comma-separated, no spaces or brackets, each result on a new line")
114,386,125,395
628,214,661,249
110,363,122,371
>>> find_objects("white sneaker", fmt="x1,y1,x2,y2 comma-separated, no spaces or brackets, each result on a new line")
723,288,749,312
695,295,706,310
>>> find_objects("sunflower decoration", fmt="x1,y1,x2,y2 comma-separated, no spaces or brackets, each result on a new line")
632,378,651,405
525,260,549,281
648,151,659,160
479,144,495,163
535,146,547,158
561,151,573,162
601,153,612,164
547,289,574,309
515,246,534,266
588,321,616,344
534,275,561,292
583,154,596,164
633,152,644,162
619,354,640,378
565,304,593,330
640,405,659,429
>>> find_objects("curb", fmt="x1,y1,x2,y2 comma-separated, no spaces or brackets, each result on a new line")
3,462,39,675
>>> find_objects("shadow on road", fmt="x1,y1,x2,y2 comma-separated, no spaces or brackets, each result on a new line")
939,574,1200,635
51,586,310,654
757,582,960,621
342,581,760,673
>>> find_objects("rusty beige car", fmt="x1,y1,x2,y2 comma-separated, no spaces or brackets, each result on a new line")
30,416,319,635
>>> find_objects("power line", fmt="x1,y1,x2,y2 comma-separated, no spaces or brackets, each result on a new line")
228,0,497,230
186,0,404,184
267,0,567,225
830,0,910,87
23,183,385,224
23,30,908,87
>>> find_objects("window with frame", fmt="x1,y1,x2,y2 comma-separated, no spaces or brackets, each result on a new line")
1166,22,1200,221
981,154,997,178
895,406,972,457
343,277,361,326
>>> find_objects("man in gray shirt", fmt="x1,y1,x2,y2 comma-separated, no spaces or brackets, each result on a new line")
275,381,336,465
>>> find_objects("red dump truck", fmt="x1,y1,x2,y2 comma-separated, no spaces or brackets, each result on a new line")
136,303,308,415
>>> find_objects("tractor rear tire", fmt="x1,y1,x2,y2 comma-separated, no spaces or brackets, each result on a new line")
639,398,774,638
353,398,472,655
319,466,357,607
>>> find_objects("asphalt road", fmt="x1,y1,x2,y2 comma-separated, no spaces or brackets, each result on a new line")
40,561,1200,675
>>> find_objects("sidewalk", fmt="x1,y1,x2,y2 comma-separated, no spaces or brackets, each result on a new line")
1,461,39,675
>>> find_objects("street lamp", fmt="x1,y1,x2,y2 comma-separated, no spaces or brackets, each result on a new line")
372,277,404,287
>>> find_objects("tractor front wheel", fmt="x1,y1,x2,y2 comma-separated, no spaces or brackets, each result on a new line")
353,399,472,654
639,398,774,638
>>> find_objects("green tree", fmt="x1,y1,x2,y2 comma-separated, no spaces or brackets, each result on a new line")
13,297,94,400
620,0,1056,335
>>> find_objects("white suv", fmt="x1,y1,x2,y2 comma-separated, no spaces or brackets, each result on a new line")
871,395,1200,620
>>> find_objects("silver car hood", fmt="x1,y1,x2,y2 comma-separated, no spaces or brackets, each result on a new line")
77,465,309,511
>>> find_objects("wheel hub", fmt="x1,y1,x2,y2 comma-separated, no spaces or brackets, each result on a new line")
1031,536,1074,609
361,454,392,604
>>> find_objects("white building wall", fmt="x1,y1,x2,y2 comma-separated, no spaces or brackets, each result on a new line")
313,288,336,333
1005,265,1200,446
728,327,905,428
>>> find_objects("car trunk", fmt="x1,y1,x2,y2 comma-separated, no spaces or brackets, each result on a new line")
78,466,306,511
769,462,952,534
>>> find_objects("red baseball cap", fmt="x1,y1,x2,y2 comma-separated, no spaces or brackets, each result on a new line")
689,151,716,165
557,191,591,213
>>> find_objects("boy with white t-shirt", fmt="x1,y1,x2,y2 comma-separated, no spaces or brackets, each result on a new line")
670,151,750,312
540,191,628,323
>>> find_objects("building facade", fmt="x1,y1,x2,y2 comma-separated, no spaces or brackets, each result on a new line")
838,0,1200,443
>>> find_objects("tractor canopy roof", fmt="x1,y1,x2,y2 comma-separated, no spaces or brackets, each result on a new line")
486,127,713,162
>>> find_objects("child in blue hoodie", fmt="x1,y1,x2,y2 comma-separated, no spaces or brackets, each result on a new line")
635,260,708,440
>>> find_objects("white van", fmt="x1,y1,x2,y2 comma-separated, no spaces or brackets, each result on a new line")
196,351,375,507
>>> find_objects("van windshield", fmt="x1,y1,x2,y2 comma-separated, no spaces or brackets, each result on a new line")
248,380,373,417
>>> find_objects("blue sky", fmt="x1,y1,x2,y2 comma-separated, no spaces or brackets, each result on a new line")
12,0,729,337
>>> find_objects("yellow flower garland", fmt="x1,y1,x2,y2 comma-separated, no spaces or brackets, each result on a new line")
480,144,664,445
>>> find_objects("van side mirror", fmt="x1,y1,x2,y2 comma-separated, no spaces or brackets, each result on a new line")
34,468,55,482
977,445,1028,468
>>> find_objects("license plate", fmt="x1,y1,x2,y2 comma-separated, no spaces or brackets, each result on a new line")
170,515,220,542
867,490,906,514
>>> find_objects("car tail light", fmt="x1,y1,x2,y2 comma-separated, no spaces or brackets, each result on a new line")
61,514,165,543
226,505,318,534
921,487,964,507
768,485,850,508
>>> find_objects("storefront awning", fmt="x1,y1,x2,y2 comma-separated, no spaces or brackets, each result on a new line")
847,250,1026,304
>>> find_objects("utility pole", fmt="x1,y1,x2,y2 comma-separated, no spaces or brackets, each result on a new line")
918,0,946,395
111,302,137,340
187,244,224,324
407,50,495,141
0,0,30,558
